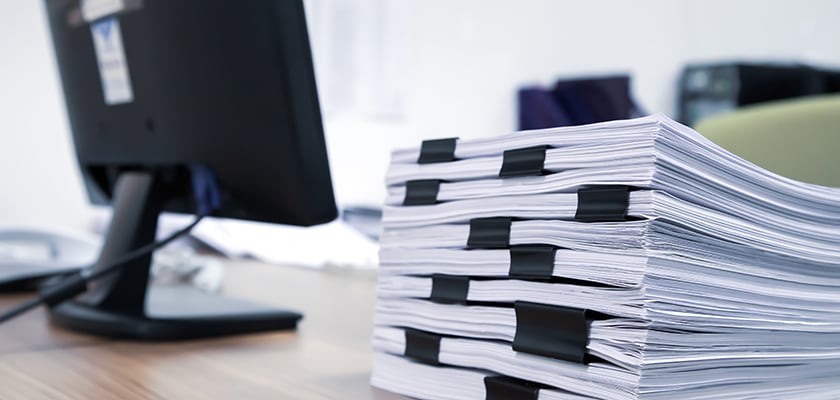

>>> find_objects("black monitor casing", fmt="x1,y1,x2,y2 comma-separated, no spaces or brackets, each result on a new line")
44,0,336,340
47,0,337,226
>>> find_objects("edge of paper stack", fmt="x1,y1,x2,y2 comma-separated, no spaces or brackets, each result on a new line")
371,113,840,400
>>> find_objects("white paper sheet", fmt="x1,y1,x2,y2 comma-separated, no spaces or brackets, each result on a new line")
371,114,840,400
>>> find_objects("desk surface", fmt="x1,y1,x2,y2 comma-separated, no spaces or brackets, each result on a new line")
0,260,404,400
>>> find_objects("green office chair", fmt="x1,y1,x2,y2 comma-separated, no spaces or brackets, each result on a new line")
694,94,840,188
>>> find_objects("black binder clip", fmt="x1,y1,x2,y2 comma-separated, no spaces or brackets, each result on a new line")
574,185,631,222
403,179,442,206
404,329,441,366
467,217,512,249
484,375,544,400
512,301,589,363
499,145,548,177
430,274,469,304
418,138,458,164
509,245,557,279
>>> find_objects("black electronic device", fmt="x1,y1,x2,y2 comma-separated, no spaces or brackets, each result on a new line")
678,63,840,126
42,0,337,340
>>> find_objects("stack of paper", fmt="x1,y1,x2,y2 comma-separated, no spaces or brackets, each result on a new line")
371,114,840,400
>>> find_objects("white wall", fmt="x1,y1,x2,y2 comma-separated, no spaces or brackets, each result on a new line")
0,0,94,230
317,0,840,207
2,0,840,230
682,0,840,65
399,0,685,136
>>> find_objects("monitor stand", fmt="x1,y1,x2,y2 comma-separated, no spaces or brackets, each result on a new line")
48,172,302,340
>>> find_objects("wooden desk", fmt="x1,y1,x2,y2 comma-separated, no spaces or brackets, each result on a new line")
0,260,405,400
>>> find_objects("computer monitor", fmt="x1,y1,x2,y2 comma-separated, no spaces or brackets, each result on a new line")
44,0,337,340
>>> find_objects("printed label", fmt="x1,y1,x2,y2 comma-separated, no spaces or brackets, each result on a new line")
90,17,134,105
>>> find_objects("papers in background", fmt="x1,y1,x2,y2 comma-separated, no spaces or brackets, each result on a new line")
190,218,379,269
92,208,379,269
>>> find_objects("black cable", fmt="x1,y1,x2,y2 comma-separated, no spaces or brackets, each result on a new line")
85,214,205,282
0,214,205,324
0,297,43,324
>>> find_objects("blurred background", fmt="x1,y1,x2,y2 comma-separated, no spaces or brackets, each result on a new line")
2,0,839,256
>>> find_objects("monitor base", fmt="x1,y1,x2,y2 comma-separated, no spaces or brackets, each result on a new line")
48,172,303,341
49,285,302,340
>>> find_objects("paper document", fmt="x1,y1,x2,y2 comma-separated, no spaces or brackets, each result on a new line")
93,210,379,269
371,114,840,400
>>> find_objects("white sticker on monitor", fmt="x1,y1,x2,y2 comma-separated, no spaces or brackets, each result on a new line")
91,17,134,105
80,0,125,23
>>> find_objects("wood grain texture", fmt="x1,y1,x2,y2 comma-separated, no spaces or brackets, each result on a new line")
0,293,103,356
0,260,404,400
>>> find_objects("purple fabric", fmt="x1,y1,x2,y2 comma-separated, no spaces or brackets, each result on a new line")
518,75,642,130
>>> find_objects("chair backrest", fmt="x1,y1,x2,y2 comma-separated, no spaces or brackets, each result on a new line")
694,94,840,188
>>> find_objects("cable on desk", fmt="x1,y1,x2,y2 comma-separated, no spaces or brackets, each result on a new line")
0,165,222,325
0,214,206,324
